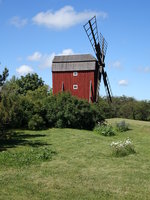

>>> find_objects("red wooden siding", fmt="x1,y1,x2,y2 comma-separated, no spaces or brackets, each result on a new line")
52,70,96,102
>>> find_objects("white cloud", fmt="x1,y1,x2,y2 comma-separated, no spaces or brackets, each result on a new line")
32,6,107,29
118,79,128,86
17,57,23,62
41,49,74,68
138,66,150,73
109,60,122,69
112,60,122,68
144,67,150,72
27,51,54,68
27,52,42,61
16,65,34,76
59,48,74,56
27,49,74,69
40,53,56,68
10,16,28,28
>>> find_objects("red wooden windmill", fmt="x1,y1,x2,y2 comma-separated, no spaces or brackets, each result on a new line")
52,16,112,103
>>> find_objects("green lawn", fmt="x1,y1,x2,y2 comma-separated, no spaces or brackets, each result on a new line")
0,118,150,200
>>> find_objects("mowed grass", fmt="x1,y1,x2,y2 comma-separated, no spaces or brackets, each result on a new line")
0,118,150,200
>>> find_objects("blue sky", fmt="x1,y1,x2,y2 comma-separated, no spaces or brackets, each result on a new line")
0,0,150,100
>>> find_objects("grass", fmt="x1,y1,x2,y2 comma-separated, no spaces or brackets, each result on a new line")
0,118,150,199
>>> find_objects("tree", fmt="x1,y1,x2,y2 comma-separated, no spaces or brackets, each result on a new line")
16,73,44,95
0,92,24,139
1,76,19,96
96,97,114,119
0,67,9,87
0,67,9,138
134,101,150,121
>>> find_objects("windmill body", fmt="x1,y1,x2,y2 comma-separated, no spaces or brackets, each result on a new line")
52,54,99,103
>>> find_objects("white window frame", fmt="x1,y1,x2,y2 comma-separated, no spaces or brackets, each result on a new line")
73,84,78,90
73,72,78,76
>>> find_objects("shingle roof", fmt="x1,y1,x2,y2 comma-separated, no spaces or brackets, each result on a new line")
52,54,97,72
53,54,96,63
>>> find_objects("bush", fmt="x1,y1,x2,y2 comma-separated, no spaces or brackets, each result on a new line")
110,138,136,157
1,83,104,131
56,119,64,128
45,92,104,130
28,114,45,130
116,120,129,132
0,123,7,139
94,122,115,136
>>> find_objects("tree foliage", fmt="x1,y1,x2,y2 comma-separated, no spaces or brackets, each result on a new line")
98,96,150,121
0,67,9,138
16,73,44,95
0,67,9,87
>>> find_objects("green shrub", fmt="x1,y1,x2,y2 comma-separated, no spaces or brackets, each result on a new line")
56,119,64,128
28,114,45,130
45,92,104,130
110,138,136,157
116,120,129,132
94,123,115,136
0,124,7,139
1,82,104,131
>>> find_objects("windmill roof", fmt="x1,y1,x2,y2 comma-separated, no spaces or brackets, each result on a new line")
53,54,96,63
52,54,97,72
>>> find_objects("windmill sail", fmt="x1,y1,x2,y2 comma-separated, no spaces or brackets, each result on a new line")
103,71,112,102
84,16,101,101
84,16,112,103
83,16,101,63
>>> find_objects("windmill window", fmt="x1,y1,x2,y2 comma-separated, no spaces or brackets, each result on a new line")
73,84,78,90
73,72,78,76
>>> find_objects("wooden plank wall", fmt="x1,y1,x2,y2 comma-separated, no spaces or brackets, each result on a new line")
52,70,95,102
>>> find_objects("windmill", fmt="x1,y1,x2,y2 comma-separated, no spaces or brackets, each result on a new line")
84,16,112,103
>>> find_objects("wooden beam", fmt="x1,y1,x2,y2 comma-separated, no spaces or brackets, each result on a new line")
62,82,64,91
89,80,92,103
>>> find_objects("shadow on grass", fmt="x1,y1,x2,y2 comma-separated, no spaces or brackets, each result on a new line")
0,131,50,152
